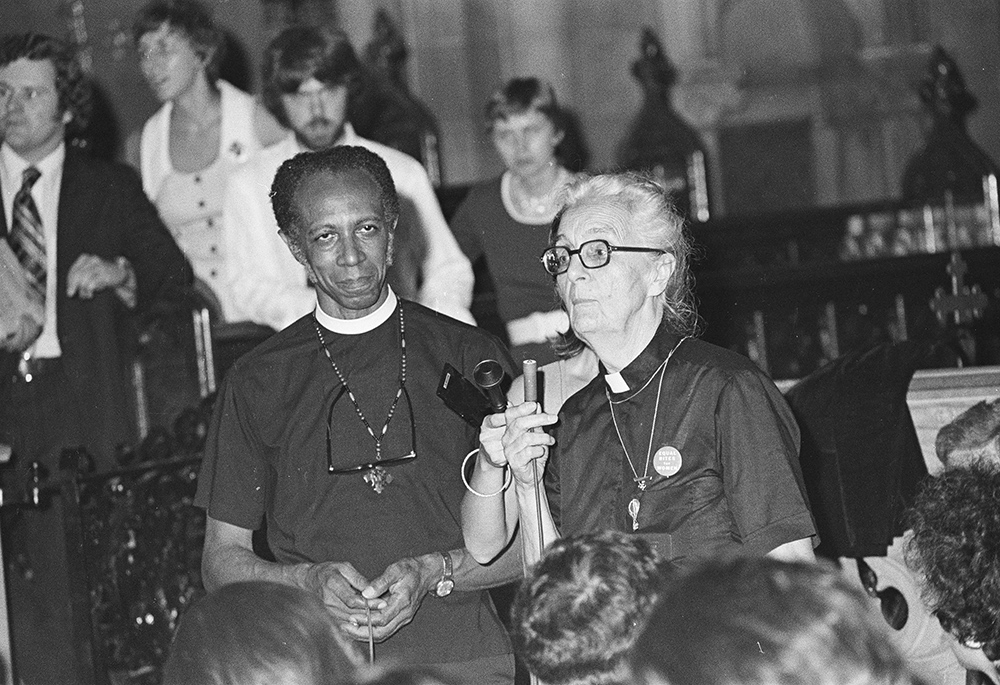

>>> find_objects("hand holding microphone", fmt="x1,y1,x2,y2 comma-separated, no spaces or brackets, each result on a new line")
474,360,510,468
473,359,555,480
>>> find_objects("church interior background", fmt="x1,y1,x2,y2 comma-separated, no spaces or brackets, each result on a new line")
2,0,998,214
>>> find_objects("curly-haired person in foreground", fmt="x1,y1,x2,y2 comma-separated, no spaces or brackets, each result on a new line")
511,530,666,685
907,460,1000,684
630,557,919,685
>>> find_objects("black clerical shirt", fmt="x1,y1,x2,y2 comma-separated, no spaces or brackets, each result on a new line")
196,297,514,666
546,327,816,568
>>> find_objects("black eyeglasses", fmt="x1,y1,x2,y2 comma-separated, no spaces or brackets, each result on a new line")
326,385,418,475
856,559,908,631
540,239,666,276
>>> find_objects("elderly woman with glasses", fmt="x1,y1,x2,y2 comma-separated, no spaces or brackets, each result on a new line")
461,172,816,568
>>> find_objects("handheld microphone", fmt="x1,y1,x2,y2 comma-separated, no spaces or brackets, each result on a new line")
474,359,507,413
521,358,546,553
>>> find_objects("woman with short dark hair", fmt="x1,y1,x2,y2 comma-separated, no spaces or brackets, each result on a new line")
450,77,580,366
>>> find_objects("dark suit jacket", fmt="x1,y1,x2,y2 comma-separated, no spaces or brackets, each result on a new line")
1,147,192,472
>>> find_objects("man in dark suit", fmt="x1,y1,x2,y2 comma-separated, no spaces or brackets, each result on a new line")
0,34,191,682
0,32,192,477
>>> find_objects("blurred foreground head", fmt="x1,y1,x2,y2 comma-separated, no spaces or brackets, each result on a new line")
512,530,665,685
935,398,1000,467
631,557,917,685
162,580,362,685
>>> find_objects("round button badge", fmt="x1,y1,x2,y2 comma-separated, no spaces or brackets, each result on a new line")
653,446,682,478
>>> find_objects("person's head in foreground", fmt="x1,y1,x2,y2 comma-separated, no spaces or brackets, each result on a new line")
935,398,1000,468
162,580,362,685
355,665,460,685
906,460,1000,683
630,557,918,685
542,172,696,359
511,530,665,685
270,145,399,320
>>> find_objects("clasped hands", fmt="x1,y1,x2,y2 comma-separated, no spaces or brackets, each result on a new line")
304,555,440,643
478,401,558,485
67,253,136,305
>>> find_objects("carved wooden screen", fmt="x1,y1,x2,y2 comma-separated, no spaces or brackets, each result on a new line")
62,456,205,685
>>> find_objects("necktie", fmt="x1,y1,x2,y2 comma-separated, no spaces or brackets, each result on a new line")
7,166,45,301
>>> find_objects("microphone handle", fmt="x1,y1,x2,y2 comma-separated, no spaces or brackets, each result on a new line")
484,386,507,414
522,359,538,404
521,359,545,552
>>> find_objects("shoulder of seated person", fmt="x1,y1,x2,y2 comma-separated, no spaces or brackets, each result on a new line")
360,137,424,173
252,102,290,147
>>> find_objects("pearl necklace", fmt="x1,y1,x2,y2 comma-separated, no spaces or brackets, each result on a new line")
504,168,572,222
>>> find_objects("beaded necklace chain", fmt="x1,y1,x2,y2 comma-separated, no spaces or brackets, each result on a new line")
312,306,407,463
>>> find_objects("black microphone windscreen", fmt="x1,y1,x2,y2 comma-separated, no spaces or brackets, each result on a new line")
474,359,505,390
474,359,507,413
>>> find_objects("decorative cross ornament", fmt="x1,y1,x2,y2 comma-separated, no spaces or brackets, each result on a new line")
635,476,654,491
930,250,989,327
364,466,393,494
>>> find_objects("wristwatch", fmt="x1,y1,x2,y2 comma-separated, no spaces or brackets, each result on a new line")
433,551,454,597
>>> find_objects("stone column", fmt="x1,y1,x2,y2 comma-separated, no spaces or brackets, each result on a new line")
495,1,571,95
655,0,741,216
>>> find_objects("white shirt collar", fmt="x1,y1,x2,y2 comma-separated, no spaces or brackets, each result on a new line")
604,371,630,393
1,141,65,191
340,122,359,144
295,122,358,154
313,287,397,335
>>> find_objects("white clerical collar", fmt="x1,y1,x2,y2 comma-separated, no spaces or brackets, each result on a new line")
313,288,397,335
604,371,630,393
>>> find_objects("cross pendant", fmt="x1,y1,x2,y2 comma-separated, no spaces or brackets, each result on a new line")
364,466,393,494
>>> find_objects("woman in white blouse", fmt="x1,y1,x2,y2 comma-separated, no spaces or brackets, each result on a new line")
127,0,286,319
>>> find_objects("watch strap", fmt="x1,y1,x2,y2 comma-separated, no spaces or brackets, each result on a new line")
440,551,453,581
434,551,454,597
